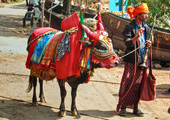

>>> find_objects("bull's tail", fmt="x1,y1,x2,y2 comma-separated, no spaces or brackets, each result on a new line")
26,76,34,93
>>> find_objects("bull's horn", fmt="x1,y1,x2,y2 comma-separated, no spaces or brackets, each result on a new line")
81,25,93,37
79,40,93,47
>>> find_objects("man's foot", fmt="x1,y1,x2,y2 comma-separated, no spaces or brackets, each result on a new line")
162,89,170,94
133,109,144,117
119,108,126,116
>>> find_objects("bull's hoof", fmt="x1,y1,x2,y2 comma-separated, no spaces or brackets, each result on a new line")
71,111,78,116
32,102,38,107
58,111,66,117
40,98,46,103
71,109,80,117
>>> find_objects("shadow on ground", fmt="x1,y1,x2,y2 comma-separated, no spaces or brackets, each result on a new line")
80,109,115,118
0,14,42,37
0,98,60,120
156,84,170,99
9,2,27,9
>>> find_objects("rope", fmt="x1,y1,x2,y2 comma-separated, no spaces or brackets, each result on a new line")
119,43,138,101
118,42,146,60
29,12,42,36
0,72,29,77
0,72,120,85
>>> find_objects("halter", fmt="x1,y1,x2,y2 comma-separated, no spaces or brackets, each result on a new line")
91,36,117,59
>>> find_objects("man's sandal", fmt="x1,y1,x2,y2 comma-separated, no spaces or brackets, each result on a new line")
119,108,126,116
133,109,144,117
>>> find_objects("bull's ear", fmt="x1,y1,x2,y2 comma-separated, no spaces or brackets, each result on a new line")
79,40,93,47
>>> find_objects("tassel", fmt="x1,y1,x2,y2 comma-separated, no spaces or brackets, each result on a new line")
127,6,135,20
79,9,85,40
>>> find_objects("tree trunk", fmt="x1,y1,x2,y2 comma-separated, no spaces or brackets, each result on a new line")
121,0,124,18
62,0,71,15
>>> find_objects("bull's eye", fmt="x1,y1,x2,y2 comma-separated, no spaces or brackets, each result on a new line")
91,39,116,59
94,40,109,53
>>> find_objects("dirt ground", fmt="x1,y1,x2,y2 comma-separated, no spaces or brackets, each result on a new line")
0,1,170,120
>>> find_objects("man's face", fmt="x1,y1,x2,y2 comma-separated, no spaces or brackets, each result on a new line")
138,13,148,22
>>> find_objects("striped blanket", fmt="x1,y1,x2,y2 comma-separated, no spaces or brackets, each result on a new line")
26,27,63,80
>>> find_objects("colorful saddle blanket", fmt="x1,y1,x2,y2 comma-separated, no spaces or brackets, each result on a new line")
26,27,63,80
26,27,57,69
30,29,63,80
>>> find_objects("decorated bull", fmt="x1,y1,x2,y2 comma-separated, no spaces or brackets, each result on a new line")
25,12,119,117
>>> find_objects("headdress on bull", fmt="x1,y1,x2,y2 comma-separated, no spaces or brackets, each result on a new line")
79,3,108,47
80,7,119,72
96,2,108,37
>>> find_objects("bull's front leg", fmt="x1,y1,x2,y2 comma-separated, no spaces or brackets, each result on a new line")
58,80,67,117
39,79,46,103
71,86,80,117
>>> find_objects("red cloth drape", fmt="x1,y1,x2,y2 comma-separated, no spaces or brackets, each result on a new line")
56,12,83,79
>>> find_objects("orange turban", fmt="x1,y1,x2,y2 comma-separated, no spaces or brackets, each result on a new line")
127,3,149,20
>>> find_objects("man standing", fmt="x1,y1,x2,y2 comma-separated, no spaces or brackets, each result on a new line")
116,3,152,117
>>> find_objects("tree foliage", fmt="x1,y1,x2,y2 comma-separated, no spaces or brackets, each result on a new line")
127,0,170,29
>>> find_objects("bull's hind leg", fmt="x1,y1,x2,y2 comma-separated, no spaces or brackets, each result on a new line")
58,80,67,117
26,76,38,106
39,79,46,103
32,76,38,106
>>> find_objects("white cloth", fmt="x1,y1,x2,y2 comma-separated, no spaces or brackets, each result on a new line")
54,0,60,5
29,0,39,6
28,0,40,18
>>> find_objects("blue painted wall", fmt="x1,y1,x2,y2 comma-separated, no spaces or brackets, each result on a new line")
109,0,128,12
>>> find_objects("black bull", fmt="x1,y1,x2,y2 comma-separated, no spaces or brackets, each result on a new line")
26,26,119,117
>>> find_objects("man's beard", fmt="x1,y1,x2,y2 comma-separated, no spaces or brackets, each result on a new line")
142,17,148,22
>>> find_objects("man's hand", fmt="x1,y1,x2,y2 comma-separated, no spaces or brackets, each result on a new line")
132,28,145,44
146,40,152,47
137,28,145,37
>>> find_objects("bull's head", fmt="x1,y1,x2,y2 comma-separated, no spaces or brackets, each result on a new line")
80,24,120,68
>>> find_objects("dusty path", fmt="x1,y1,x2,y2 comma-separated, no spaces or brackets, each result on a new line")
0,1,170,120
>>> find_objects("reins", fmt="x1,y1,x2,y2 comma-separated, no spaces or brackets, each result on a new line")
119,41,141,102
118,42,146,60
